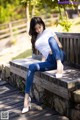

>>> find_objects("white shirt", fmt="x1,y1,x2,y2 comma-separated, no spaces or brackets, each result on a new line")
35,28,56,59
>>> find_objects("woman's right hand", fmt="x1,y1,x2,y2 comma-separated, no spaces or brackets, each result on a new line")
49,50,52,54
58,42,63,48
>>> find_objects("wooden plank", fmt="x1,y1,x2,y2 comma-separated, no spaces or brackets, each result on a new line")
9,107,50,120
13,28,27,35
78,38,80,64
0,80,7,86
0,91,23,102
12,23,27,29
10,58,40,67
66,38,70,63
11,18,27,25
0,80,69,120
70,38,74,63
10,108,55,120
10,65,27,78
9,107,42,120
0,99,23,109
0,87,19,98
0,28,10,33
1,101,23,111
35,76,69,99
0,100,23,110
0,33,10,39
75,39,79,64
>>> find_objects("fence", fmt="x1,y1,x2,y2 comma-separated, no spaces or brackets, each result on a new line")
56,32,80,68
0,18,57,40
0,19,27,40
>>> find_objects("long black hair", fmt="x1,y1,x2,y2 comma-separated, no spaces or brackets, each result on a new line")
29,17,45,54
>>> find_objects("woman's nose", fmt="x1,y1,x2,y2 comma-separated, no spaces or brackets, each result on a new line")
37,29,40,33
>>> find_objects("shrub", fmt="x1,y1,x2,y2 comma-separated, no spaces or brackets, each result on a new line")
58,17,72,32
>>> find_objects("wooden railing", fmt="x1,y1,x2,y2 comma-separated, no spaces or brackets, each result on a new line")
33,32,80,68
56,32,80,68
0,19,27,40
0,18,57,40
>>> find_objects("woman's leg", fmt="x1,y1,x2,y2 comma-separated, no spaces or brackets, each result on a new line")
23,58,56,110
48,37,65,77
25,60,56,94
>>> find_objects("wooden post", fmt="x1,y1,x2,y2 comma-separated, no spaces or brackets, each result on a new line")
26,1,30,33
9,22,13,40
31,5,35,17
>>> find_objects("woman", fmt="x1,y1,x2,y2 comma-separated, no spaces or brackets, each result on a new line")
22,17,65,113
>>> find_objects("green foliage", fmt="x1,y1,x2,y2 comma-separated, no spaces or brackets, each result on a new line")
0,1,25,23
58,17,72,32
0,0,79,24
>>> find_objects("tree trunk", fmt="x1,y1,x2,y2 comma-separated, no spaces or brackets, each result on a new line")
31,5,35,17
58,5,62,19
26,1,30,33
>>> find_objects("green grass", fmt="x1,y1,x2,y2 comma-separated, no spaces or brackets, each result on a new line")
12,49,32,60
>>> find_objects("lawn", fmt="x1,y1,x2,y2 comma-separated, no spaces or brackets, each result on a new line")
69,17,80,33
12,49,32,60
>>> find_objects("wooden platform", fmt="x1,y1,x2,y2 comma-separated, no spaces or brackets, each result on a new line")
0,79,69,120
10,58,80,100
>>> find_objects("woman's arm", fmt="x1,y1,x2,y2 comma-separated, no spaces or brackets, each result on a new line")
54,34,63,48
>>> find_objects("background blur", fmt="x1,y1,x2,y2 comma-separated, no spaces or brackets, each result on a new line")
0,0,80,65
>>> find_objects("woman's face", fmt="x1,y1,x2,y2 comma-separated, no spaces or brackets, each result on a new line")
35,24,44,34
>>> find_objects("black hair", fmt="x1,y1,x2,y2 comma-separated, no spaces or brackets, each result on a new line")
29,17,45,54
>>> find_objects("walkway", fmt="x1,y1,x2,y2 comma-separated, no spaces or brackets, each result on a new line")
0,33,31,65
0,79,69,120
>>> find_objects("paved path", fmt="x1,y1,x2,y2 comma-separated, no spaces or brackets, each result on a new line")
0,33,32,65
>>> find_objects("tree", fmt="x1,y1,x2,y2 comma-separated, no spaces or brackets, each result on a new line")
0,0,22,23
21,0,42,32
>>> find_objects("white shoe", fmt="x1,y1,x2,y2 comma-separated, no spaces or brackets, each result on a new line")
56,73,63,78
22,104,31,113
56,62,64,78
22,97,31,114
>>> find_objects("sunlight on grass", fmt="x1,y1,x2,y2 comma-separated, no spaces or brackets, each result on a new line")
75,21,80,25
72,17,80,25
12,49,32,60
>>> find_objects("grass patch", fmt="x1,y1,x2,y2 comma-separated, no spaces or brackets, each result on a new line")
75,21,80,25
12,49,32,60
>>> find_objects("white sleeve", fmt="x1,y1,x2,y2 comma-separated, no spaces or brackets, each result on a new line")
50,28,56,36
46,28,56,37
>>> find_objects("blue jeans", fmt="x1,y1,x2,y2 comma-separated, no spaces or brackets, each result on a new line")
25,37,65,94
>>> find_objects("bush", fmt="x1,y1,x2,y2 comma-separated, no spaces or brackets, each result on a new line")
58,17,72,32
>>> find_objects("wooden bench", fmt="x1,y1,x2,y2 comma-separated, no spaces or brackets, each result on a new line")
2,32,80,120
